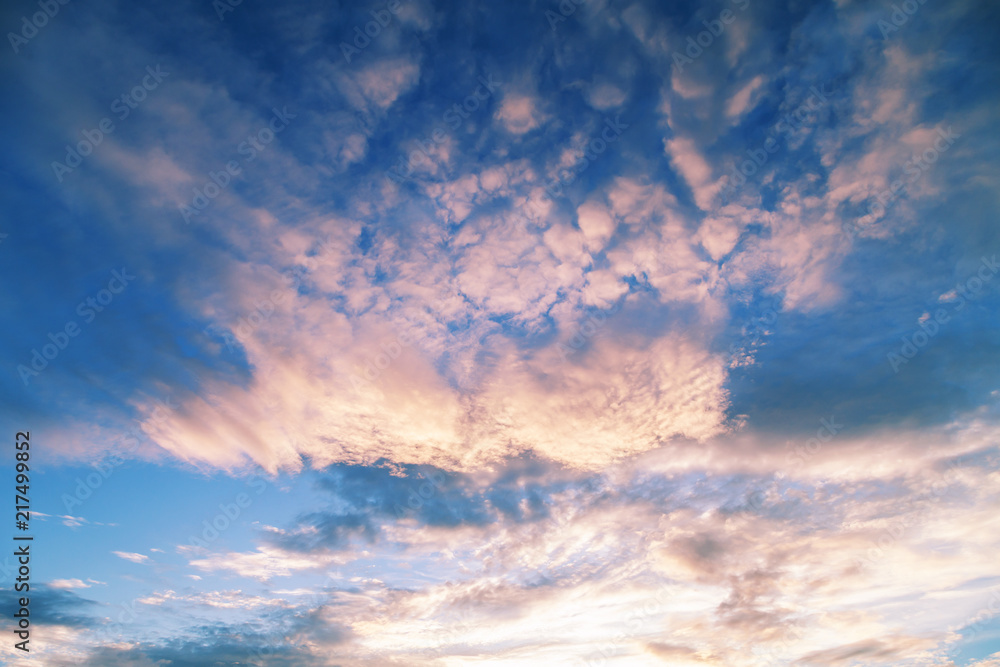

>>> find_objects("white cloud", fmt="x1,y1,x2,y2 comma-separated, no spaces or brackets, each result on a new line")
575,199,616,249
665,137,723,210
726,75,765,118
49,579,91,589
138,589,291,609
584,82,627,110
495,94,546,134
337,57,420,112
181,545,347,581
112,551,151,564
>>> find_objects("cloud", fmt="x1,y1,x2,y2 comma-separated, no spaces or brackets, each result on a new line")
646,642,717,663
338,57,421,112
726,75,766,119
0,586,97,628
584,81,627,110
495,94,546,134
793,636,937,665
138,589,290,610
112,551,150,564
217,424,996,663
575,199,616,249
475,334,731,468
666,136,723,209
4,1,1000,663
263,460,574,554
180,545,346,581
50,579,91,590
23,415,1000,664
8,0,994,487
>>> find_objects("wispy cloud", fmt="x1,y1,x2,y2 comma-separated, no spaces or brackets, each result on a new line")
111,551,150,564
2,0,998,663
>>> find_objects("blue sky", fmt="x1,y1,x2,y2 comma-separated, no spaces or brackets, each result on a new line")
1,0,1000,664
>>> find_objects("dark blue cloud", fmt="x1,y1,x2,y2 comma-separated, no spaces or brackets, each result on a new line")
268,457,600,551
0,584,98,628
59,599,351,666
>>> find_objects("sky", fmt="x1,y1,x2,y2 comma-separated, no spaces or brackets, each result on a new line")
0,0,999,664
